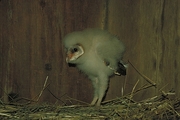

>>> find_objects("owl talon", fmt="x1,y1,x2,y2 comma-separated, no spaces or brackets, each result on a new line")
114,72,121,76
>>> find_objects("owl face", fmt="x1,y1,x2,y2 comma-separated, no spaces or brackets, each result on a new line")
65,44,84,63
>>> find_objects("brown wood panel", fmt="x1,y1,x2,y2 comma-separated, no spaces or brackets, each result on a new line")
0,0,106,104
133,0,164,100
61,0,107,104
106,0,141,101
0,0,12,101
157,0,180,97
0,0,180,104
107,0,180,101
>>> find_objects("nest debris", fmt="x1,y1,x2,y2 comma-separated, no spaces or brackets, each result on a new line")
1,62,180,120
0,91,180,120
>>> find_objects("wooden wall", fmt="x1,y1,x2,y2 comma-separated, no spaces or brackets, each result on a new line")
0,0,180,104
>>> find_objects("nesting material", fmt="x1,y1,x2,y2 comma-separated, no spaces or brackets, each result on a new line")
0,92,180,120
1,64,179,119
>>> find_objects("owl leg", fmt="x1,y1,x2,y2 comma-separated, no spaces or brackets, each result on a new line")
96,75,109,106
90,77,99,105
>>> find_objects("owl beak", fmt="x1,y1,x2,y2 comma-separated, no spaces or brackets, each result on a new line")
66,53,73,63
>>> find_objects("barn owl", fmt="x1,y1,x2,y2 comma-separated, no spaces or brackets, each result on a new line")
63,28,126,106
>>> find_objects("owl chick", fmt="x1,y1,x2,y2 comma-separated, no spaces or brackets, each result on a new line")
63,28,126,106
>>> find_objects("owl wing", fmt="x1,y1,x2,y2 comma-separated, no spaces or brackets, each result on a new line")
95,36,125,69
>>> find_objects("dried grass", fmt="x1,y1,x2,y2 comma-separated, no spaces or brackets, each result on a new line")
0,63,180,120
0,92,180,120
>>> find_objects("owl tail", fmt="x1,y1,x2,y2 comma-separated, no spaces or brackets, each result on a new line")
115,62,128,76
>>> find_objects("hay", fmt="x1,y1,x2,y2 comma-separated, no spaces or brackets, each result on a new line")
0,63,180,120
0,92,180,120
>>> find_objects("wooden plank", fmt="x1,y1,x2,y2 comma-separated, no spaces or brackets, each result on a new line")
0,0,180,104
0,0,107,104
61,0,108,104
157,0,180,97
106,0,180,101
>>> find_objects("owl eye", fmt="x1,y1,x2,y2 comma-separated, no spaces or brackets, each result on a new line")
73,48,78,52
